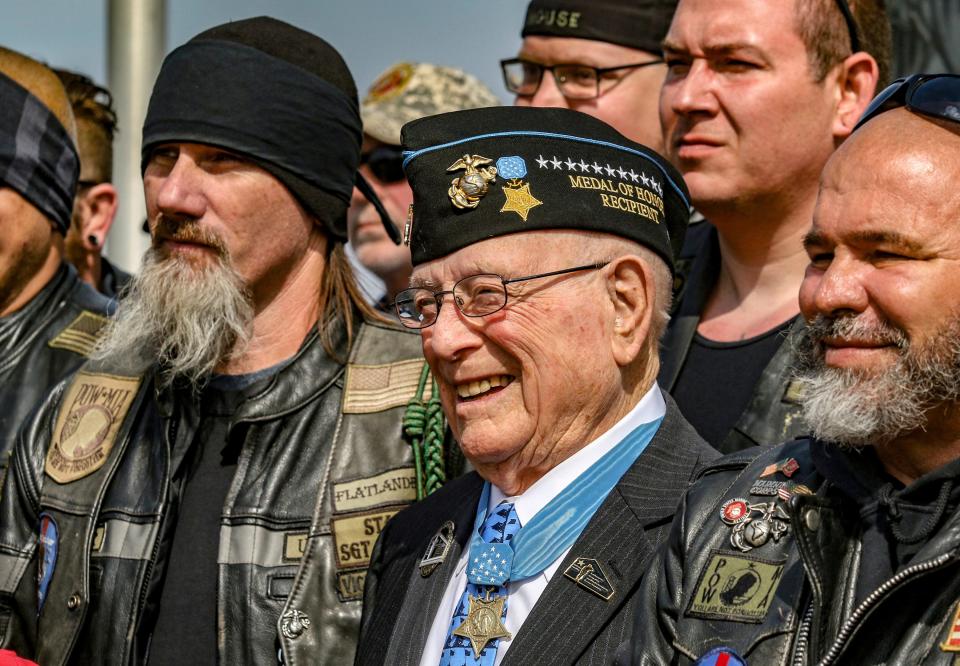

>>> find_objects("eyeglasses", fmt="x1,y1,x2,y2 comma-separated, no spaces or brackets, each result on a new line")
853,74,960,132
834,0,861,54
360,145,406,183
395,262,608,329
500,58,664,101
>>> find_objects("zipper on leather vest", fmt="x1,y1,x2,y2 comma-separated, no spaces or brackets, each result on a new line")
792,602,814,666
133,414,178,653
794,552,954,665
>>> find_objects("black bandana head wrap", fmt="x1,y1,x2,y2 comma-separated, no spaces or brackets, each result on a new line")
0,71,79,235
142,16,361,238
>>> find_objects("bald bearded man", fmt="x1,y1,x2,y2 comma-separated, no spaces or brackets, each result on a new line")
634,79,960,665
0,48,111,464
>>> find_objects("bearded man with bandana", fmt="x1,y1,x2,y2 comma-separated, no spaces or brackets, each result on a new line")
0,18,458,665
0,49,112,463
633,82,960,665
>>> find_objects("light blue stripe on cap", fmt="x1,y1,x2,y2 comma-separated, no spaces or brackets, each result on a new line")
402,130,690,209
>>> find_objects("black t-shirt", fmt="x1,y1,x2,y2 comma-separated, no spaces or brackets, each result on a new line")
672,319,793,451
147,368,280,665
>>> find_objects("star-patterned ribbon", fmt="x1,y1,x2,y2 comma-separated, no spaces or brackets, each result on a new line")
439,502,520,665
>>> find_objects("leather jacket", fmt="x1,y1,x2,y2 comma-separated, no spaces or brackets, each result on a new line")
0,315,454,665
0,263,112,463
659,222,809,453
633,438,960,665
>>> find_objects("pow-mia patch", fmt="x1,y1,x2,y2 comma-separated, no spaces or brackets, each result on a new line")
333,467,417,513
45,371,141,484
48,311,109,357
331,507,401,570
336,569,367,602
342,360,433,414
686,550,786,623
941,601,960,652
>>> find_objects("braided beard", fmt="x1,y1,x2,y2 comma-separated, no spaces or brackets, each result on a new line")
92,243,253,389
794,314,960,447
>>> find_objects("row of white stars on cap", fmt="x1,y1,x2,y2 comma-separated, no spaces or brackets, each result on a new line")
535,154,663,196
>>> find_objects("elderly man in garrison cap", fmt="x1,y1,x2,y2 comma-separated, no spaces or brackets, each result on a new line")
349,62,499,309
355,106,717,665
633,78,960,666
0,17,457,665
502,0,675,152
0,49,112,462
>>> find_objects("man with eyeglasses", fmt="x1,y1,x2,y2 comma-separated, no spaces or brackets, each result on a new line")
0,49,112,462
632,75,960,666
657,0,891,454
502,0,675,152
355,106,717,665
349,63,499,309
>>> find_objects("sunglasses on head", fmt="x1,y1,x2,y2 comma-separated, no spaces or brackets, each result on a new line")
360,145,406,184
854,74,960,132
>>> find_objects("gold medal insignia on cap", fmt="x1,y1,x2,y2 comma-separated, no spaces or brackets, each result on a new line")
496,155,541,221
447,154,497,209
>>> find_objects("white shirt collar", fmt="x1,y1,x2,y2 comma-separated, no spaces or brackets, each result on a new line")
488,383,666,526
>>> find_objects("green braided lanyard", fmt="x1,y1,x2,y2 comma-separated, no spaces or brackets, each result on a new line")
402,362,448,499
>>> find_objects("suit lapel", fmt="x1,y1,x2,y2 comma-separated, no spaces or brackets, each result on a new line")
503,401,703,664
386,477,482,666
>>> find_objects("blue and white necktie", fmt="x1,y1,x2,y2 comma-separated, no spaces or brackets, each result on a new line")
439,501,521,665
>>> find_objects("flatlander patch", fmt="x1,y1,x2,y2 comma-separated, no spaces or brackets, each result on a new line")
333,467,417,513
45,372,141,484
687,550,785,623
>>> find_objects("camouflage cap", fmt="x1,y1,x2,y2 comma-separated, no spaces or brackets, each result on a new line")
361,62,500,146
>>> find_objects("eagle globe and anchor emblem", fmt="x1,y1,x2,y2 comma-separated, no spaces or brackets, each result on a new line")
447,154,498,209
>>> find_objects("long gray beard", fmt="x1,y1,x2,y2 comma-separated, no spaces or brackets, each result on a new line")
91,247,254,389
794,314,960,447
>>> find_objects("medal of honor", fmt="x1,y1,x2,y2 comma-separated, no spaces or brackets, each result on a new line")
452,588,512,658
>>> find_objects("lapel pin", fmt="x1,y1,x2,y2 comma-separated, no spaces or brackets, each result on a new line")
419,520,455,577
563,557,615,601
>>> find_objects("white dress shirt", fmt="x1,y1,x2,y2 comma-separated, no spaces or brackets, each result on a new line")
419,384,667,666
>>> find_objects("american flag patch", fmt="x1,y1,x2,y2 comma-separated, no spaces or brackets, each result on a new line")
941,602,960,651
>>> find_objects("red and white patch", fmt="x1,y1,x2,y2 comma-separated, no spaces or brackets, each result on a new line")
720,499,750,525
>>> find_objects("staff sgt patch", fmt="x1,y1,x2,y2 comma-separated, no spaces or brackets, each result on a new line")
686,550,785,623
45,372,141,484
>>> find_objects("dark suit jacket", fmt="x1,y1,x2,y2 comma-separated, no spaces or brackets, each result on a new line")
356,396,718,666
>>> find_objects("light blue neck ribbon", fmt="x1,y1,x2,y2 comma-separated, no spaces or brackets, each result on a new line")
466,417,663,586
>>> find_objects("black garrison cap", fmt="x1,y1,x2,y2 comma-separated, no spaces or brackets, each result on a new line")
401,106,690,272
521,0,678,54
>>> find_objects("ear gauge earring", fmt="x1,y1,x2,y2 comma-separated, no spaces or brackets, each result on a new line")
88,235,99,247
614,317,623,328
